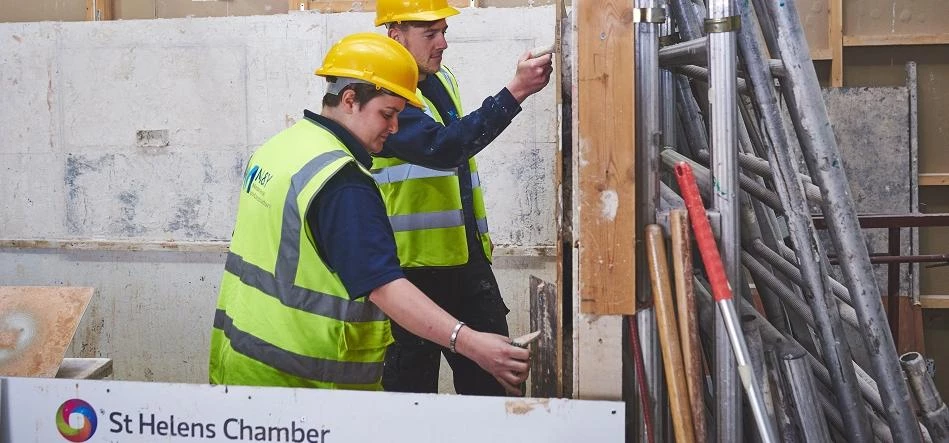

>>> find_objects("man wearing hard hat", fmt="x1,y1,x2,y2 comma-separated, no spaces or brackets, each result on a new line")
371,0,553,396
209,33,530,393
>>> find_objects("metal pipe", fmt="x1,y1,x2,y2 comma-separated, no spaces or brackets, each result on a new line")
659,36,708,67
706,0,744,432
646,225,697,443
738,296,896,441
736,186,791,331
741,315,773,421
907,61,920,306
635,0,664,439
901,352,949,441
777,341,833,443
661,12,678,151
758,0,920,437
670,209,709,442
734,102,795,335
752,239,855,308
674,74,709,158
668,0,704,41
670,65,750,94
662,149,784,212
763,347,800,442
887,228,902,342
772,242,853,305
815,380,847,437
627,315,655,443
736,1,871,438
675,162,778,442
710,150,824,203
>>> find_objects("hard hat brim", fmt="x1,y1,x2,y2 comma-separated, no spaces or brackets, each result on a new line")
314,68,425,109
374,6,460,27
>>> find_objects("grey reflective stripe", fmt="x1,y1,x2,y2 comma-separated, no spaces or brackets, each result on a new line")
371,163,457,185
421,101,438,120
274,149,349,284
438,67,459,98
470,171,481,188
389,210,464,232
214,309,382,385
225,252,386,323
477,217,489,234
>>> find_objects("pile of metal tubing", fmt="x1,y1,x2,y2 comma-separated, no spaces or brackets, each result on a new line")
627,0,949,441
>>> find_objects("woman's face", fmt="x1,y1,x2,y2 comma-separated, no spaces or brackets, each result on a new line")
349,93,405,154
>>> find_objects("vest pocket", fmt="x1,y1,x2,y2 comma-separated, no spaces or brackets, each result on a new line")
341,319,394,352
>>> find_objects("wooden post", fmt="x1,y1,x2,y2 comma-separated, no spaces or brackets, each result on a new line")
571,0,634,401
85,0,113,21
576,0,636,315
829,0,843,86
288,0,309,11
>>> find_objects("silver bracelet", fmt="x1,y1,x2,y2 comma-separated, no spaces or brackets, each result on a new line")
449,321,466,354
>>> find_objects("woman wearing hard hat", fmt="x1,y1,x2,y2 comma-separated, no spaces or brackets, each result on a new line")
209,33,530,393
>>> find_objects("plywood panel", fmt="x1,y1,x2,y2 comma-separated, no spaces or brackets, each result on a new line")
918,188,949,296
0,286,94,377
923,310,949,401
575,0,635,315
844,0,949,39
843,46,949,174
114,0,157,20
797,0,831,56
0,0,85,22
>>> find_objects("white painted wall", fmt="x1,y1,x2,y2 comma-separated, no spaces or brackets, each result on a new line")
0,7,558,387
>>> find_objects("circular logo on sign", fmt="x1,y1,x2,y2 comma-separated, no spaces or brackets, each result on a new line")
55,399,97,442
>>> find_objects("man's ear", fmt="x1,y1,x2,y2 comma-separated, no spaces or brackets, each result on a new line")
340,89,358,114
388,27,403,44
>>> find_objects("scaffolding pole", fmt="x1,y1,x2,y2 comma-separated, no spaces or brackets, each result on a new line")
754,0,921,439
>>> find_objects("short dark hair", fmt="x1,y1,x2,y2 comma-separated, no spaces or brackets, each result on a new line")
321,81,387,107
386,21,430,31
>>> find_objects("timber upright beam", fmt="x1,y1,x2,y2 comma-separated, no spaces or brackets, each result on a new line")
573,0,635,399
85,0,113,21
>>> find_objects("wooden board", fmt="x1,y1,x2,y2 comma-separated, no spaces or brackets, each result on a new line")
843,0,949,41
0,286,94,377
575,0,635,315
56,357,113,380
85,0,113,20
297,0,470,12
842,47,949,173
882,296,925,354
796,0,831,59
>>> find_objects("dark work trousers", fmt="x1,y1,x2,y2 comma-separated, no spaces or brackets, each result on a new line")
382,260,510,395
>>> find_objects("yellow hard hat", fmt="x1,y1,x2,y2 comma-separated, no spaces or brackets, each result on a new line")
315,33,424,108
374,0,460,27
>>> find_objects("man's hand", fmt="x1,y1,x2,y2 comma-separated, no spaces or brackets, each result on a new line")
454,326,531,396
506,50,554,104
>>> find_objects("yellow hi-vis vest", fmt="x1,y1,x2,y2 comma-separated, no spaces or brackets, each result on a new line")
209,119,392,390
371,66,492,268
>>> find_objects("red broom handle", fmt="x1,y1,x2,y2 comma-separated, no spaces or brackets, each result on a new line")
673,162,733,303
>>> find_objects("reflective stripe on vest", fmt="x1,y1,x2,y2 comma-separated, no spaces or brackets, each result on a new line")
371,66,492,267
213,309,381,385
210,121,390,389
389,210,489,234
224,252,385,323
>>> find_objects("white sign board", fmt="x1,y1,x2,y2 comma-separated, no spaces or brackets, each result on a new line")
0,377,624,442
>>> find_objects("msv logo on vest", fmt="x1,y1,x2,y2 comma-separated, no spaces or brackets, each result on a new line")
243,165,273,193
56,399,98,442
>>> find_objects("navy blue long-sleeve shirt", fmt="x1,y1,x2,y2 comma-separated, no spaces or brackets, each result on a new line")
303,111,404,300
378,73,522,263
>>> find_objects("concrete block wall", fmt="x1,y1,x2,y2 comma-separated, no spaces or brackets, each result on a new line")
0,6,558,387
